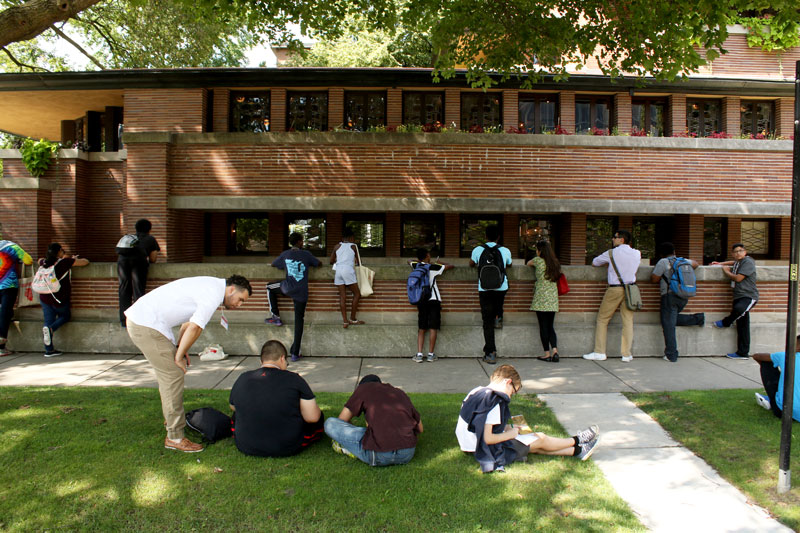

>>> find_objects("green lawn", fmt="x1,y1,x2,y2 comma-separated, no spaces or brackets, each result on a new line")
628,389,800,531
0,387,641,532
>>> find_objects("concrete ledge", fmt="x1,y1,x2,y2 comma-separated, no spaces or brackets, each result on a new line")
0,177,56,190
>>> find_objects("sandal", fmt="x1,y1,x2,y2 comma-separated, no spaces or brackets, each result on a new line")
536,354,560,363
342,322,349,329
348,319,365,325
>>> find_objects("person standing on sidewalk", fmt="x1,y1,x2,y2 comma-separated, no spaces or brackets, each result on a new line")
329,227,364,328
0,239,32,356
469,225,512,365
117,218,160,328
265,232,321,361
527,240,561,363
712,243,758,360
583,230,641,363
125,274,252,453
38,243,90,357
650,242,704,363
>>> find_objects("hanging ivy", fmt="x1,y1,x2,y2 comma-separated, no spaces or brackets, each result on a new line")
20,138,59,178
735,14,800,52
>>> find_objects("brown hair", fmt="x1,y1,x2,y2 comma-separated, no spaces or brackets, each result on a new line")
260,340,287,363
535,240,561,282
491,364,521,390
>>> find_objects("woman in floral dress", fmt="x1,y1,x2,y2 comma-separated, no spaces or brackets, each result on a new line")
527,240,561,362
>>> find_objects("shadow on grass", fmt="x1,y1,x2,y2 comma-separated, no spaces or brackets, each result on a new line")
0,387,642,532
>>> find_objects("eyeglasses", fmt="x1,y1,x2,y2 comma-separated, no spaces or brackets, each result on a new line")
732,248,746,254
510,382,521,395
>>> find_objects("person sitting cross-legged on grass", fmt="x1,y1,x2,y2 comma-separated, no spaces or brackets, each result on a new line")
752,335,800,423
456,364,600,473
229,340,324,457
324,374,423,466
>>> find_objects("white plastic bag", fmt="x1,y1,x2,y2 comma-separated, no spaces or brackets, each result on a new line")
199,344,227,361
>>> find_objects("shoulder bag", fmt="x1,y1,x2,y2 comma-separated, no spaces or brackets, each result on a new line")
354,245,375,297
609,249,642,311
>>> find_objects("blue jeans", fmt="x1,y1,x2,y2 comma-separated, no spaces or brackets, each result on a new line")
42,302,71,351
659,294,703,361
324,417,416,467
0,287,18,343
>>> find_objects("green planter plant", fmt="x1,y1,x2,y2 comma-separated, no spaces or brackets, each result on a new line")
20,138,59,178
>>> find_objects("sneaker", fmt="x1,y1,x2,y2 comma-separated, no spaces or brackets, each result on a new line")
621,355,633,363
43,326,52,347
44,350,63,358
427,352,437,362
0,347,12,357
696,314,705,327
412,352,424,363
726,353,749,360
575,425,599,445
582,352,607,361
331,440,356,459
494,317,503,329
755,393,771,410
713,320,725,328
662,356,677,363
483,352,497,365
264,316,283,326
290,353,301,362
577,437,599,461
164,437,203,453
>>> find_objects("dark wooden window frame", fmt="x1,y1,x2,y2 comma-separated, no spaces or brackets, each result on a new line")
740,100,775,137
517,94,559,133
229,90,271,133
459,214,504,258
226,213,270,255
401,214,445,257
575,95,614,134
286,91,329,132
460,92,503,131
343,91,387,131
402,91,445,126
343,213,386,257
686,98,722,137
631,97,667,136
285,213,328,256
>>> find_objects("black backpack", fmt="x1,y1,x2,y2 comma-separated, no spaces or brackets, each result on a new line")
478,245,506,290
185,407,233,442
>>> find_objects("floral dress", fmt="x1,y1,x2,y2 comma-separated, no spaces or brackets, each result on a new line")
529,256,559,312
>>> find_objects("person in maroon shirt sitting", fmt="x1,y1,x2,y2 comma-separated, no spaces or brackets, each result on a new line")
324,374,423,466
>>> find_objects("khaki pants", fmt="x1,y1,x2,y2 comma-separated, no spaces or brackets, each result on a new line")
594,286,634,357
127,320,185,440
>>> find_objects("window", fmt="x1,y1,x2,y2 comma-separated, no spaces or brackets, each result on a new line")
286,215,327,256
741,220,770,257
402,215,444,257
703,218,726,265
576,96,612,134
686,99,721,137
461,93,502,131
228,215,269,254
230,91,270,133
631,98,666,136
519,217,556,261
632,217,674,262
344,214,385,257
403,92,444,126
460,215,502,257
344,91,386,131
741,101,774,137
287,91,328,131
518,94,558,133
585,216,617,264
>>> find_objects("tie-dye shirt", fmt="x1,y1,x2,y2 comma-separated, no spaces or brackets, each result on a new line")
0,240,33,290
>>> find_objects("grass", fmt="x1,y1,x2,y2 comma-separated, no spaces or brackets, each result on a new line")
0,386,641,532
628,389,800,531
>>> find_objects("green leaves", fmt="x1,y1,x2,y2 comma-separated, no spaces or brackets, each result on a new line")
20,138,59,178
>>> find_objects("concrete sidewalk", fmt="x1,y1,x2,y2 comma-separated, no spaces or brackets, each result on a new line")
0,352,790,532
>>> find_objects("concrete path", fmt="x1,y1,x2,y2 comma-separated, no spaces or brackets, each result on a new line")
0,352,790,532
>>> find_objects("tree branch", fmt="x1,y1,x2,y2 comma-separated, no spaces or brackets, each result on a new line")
1,46,50,71
49,23,105,69
0,0,105,49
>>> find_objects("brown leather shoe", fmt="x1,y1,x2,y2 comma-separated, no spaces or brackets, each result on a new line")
164,437,203,453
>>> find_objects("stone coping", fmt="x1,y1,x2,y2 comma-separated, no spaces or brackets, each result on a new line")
0,149,127,161
71,262,790,283
122,131,792,152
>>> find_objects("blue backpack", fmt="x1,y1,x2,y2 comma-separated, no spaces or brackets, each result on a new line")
407,264,432,305
665,257,697,299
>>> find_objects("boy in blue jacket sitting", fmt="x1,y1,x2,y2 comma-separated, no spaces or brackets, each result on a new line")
455,364,600,473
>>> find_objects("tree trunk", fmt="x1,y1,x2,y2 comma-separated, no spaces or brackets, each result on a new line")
0,0,104,49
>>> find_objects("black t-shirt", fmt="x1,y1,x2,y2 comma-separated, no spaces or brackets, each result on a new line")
229,367,316,457
272,248,321,302
344,382,421,452
118,232,161,263
38,257,75,306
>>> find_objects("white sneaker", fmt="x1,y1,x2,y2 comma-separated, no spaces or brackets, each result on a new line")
755,393,771,410
621,355,633,363
582,352,606,361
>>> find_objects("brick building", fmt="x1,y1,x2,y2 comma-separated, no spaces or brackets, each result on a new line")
0,27,797,357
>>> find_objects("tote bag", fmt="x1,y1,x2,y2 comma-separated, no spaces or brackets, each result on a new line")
354,246,375,297
17,263,39,307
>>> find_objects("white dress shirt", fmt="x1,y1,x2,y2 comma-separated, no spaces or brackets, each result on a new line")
592,244,641,285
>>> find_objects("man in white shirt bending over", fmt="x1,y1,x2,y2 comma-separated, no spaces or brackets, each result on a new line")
126,274,252,452
583,230,641,363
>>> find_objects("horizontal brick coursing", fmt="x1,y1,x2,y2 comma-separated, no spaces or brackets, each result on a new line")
124,89,204,133
168,144,792,202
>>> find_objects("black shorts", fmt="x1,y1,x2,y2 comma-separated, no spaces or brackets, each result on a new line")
417,300,442,330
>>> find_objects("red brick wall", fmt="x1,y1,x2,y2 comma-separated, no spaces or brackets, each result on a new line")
271,88,287,133
445,88,460,129
328,88,344,131
559,91,575,133
707,34,800,79
726,218,742,259
50,158,77,252
775,98,794,138
268,212,285,253
503,213,518,256
168,209,204,262
124,89,205,133
774,217,791,261
326,212,343,250
669,94,686,136
208,212,228,255
503,90,518,131
67,277,794,316
614,93,631,134
385,212,401,256
125,143,170,260
721,96,740,136
168,143,793,204
0,188,51,258
558,212,586,265
213,88,230,133
673,214,704,260
444,213,460,257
